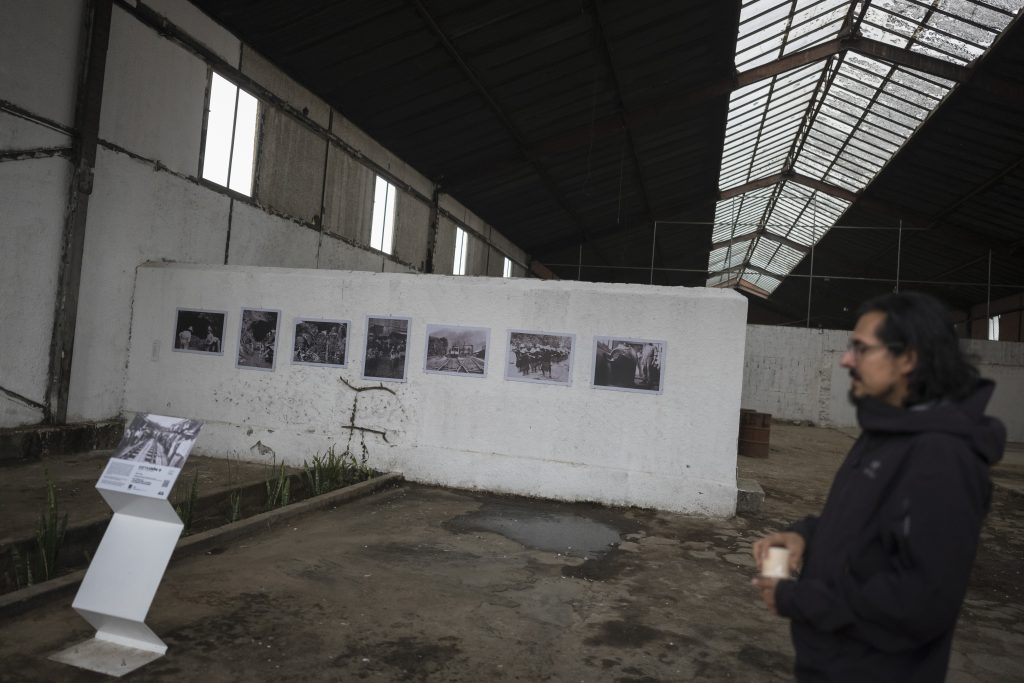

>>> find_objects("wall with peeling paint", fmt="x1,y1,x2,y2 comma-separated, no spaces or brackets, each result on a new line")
0,0,535,428
125,263,747,515
743,325,1024,441
0,0,84,426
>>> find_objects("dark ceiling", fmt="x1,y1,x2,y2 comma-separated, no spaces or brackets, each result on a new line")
188,0,1024,327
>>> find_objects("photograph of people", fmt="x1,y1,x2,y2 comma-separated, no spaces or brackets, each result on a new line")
592,337,664,393
506,331,574,385
363,316,410,381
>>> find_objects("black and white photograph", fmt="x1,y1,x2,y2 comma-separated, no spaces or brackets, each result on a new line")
292,318,349,367
112,413,202,469
363,316,410,381
173,308,226,355
236,308,281,371
592,337,666,394
506,330,575,385
424,324,489,377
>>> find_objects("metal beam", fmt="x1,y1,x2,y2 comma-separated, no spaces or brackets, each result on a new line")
46,0,113,423
735,35,971,89
712,231,809,255
710,263,777,279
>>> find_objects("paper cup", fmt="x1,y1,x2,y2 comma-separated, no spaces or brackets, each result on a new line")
762,546,790,579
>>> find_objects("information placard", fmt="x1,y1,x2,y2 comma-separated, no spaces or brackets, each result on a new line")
95,414,202,499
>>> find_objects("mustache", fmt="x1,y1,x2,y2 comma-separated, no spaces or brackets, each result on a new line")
849,369,861,381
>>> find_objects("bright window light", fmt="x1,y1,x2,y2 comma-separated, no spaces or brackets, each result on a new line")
370,176,396,254
502,256,512,278
988,315,1000,341
453,227,468,275
201,72,258,196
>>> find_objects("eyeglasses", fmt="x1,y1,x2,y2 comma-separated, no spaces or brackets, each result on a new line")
845,339,895,359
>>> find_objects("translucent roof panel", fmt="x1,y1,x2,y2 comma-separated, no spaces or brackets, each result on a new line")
708,0,1024,295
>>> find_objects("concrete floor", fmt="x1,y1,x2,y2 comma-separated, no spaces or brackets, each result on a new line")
0,424,1022,682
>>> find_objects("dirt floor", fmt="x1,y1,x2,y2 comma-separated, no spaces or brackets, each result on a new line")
0,424,1022,682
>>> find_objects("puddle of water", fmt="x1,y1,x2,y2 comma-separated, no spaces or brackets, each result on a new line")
447,502,622,559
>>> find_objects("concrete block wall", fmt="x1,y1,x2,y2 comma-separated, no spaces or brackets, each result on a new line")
743,325,1024,441
0,0,531,428
125,263,749,516
0,0,84,427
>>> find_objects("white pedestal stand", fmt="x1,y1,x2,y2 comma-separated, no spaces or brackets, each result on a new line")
50,488,183,677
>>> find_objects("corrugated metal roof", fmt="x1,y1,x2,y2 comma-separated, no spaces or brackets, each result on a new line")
710,0,1023,299
187,0,1024,321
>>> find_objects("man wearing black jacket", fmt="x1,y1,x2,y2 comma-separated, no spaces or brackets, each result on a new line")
751,291,1005,682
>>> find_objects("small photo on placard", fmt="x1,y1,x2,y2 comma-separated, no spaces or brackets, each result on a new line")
292,318,350,367
592,337,666,394
237,308,281,371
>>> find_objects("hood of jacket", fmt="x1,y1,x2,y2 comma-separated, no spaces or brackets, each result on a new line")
855,379,1005,466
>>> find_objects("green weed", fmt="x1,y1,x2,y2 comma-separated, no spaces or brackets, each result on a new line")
174,469,201,534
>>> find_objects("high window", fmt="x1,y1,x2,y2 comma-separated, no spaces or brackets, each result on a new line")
988,315,1001,341
502,257,512,278
201,72,258,196
370,176,396,254
453,227,468,275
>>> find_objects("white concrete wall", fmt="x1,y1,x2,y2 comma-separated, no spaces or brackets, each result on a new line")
125,263,748,515
0,0,83,426
743,325,1024,441
0,2,538,427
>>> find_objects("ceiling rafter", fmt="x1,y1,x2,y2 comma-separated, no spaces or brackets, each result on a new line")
711,231,809,255
586,0,663,273
407,0,597,251
734,35,971,89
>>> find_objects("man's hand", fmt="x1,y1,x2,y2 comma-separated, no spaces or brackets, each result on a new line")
752,531,805,575
751,576,780,613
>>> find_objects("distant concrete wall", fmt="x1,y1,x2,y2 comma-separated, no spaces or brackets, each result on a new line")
743,325,1024,441
125,263,748,516
0,0,534,427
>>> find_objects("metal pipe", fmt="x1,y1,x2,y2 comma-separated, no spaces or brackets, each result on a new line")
896,219,902,292
987,248,992,331
649,222,658,285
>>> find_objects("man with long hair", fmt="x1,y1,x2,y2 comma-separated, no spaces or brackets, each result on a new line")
751,291,1005,681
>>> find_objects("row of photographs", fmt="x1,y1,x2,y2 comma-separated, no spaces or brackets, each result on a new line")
173,308,665,394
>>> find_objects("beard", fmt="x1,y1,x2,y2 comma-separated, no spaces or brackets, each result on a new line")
846,370,862,406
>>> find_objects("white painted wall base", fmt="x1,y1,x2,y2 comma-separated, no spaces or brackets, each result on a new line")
125,263,748,516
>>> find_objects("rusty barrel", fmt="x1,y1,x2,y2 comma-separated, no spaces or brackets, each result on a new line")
738,409,771,457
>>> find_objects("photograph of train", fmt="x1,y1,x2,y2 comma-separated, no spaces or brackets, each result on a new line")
292,318,349,367
236,308,280,371
506,330,574,385
111,413,202,469
173,308,225,355
424,324,488,376
592,337,665,394
363,316,410,381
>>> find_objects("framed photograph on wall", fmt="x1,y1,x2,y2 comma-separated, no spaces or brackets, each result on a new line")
173,308,226,355
291,318,350,368
592,336,666,394
362,316,411,382
236,308,281,371
505,330,575,386
423,324,489,377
